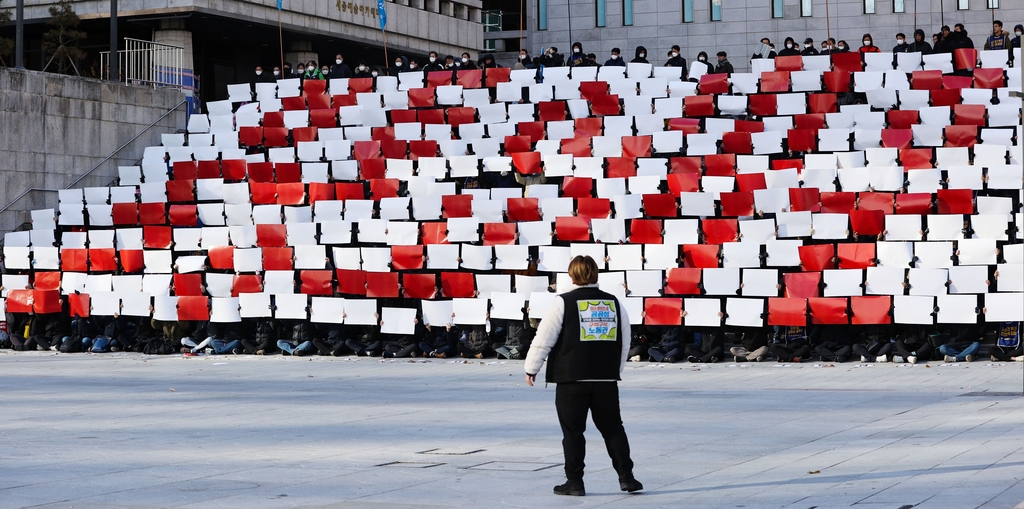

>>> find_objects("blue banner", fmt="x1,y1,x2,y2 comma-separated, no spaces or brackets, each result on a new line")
378,0,386,29
277,0,282,9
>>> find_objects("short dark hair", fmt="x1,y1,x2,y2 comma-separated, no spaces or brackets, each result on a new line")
896,32,905,38
994,20,1002,26
671,44,681,51
717,51,727,57
611,47,621,53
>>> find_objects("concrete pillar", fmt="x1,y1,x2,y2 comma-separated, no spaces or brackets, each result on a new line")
285,41,319,70
153,19,194,71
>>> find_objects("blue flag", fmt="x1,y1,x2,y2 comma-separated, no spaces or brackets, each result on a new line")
277,0,282,9
378,0,386,29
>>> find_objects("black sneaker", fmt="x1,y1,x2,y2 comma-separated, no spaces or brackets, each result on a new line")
620,478,644,493
553,480,585,496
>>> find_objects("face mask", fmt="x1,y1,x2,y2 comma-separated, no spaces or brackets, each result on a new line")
639,53,645,58
804,43,811,48
395,61,402,67
462,57,468,63
671,51,679,57
358,66,366,71
897,39,905,45
611,54,618,60
322,68,329,74
574,48,581,54
785,43,793,49
838,45,845,50
863,40,872,46
698,56,705,62
519,54,526,60
256,70,262,76
1017,31,1023,37
336,59,342,65
274,70,280,76
371,71,378,77
429,56,436,62
297,68,305,74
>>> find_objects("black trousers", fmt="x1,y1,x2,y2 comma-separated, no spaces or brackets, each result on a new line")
554,381,634,483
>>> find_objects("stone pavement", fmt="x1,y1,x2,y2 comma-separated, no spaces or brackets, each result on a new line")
2,350,1023,509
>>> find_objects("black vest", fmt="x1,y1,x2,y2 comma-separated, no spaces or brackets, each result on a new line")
546,287,624,383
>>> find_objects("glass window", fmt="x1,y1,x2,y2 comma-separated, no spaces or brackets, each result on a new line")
710,0,722,20
800,0,811,16
893,0,904,11
538,0,547,29
956,0,968,9
596,0,606,26
683,0,694,22
623,0,633,25
986,0,997,7
864,0,875,13
771,0,783,18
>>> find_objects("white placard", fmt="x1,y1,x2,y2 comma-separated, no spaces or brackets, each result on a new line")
684,298,722,327
381,307,418,335
725,298,764,327
453,298,489,325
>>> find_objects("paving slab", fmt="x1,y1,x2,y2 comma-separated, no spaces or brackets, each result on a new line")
2,351,1023,509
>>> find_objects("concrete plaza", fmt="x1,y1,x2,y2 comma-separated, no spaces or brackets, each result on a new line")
2,350,1023,509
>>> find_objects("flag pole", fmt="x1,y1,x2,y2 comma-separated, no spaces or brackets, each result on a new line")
378,0,388,71
278,0,284,73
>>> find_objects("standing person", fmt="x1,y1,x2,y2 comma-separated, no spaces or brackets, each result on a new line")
801,38,819,55
665,44,686,67
331,54,353,78
631,45,649,64
984,20,1012,50
909,29,932,54
604,47,625,66
1012,24,1022,48
523,255,643,497
423,51,445,71
859,34,881,53
893,33,911,53
714,51,734,74
778,37,800,56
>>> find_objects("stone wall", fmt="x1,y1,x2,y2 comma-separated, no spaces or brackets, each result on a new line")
0,68,186,233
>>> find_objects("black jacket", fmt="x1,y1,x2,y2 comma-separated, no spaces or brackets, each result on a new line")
544,287,624,383
714,59,734,74
331,62,353,78
631,46,649,64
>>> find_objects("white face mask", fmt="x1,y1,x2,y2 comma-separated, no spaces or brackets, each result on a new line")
429,56,436,62
395,61,402,67
336,59,342,65
639,53,645,58
462,57,468,63
610,54,618,60
322,69,329,74
804,43,811,48
358,66,366,71
786,43,793,49
256,70,262,75
1017,31,1023,36
297,68,305,74
273,70,280,76
371,71,378,77
837,45,845,50
698,56,705,62
519,54,526,60
574,48,581,54
863,40,871,46
897,39,905,45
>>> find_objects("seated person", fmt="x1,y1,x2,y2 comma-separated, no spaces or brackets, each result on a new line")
728,327,770,362
771,325,812,362
894,328,934,363
241,318,279,355
627,325,654,361
32,308,70,351
647,326,684,363
494,317,533,360
312,324,346,356
851,332,893,363
277,320,316,356
938,325,982,362
345,322,383,357
990,322,1022,361
812,325,856,362
61,315,98,353
685,329,723,363
457,325,492,358
420,323,457,358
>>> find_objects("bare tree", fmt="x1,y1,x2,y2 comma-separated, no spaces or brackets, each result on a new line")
0,0,13,66
42,0,86,75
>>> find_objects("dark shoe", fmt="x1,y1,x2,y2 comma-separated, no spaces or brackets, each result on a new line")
686,355,699,363
663,356,676,363
620,478,644,493
553,480,585,496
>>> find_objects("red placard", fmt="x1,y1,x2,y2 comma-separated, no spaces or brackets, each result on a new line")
577,198,611,220
720,192,755,217
112,203,139,225
665,268,701,295
667,173,700,195
368,179,400,199
511,151,542,175
441,272,476,298
767,298,807,326
670,157,702,174
858,192,894,213
138,202,166,225
560,136,592,157
606,157,637,179
682,244,720,268
262,247,294,270
483,223,517,246
698,73,729,95
442,194,474,218
809,298,849,324
831,52,863,73
555,216,591,242
364,272,399,298
336,269,367,295
402,273,437,299
119,250,144,273
849,209,885,236
208,246,235,270
391,246,425,270
789,188,821,213
222,159,247,181
177,296,210,321
684,95,715,117
168,205,198,227
231,274,263,295
173,274,204,296
722,131,753,155
300,270,334,295
895,193,932,215
629,219,663,244
622,136,652,158
173,161,198,180
702,219,739,245
33,290,62,314
748,93,777,116
820,192,856,214
68,293,90,318
33,272,61,291
642,194,677,218
736,173,767,193
783,272,821,298
936,189,973,214
166,180,195,202
503,135,533,154
561,177,594,198
880,129,913,150
798,243,835,272
6,290,34,313
507,198,541,222
335,182,365,201
256,224,288,248
851,296,892,324
61,249,88,272
277,183,306,205
644,298,683,325
88,248,117,272
249,182,277,204
760,71,790,93
774,55,802,71
421,222,449,245
837,243,876,269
